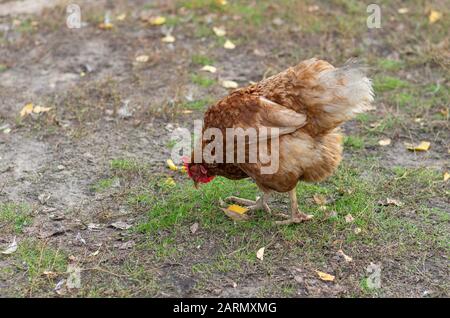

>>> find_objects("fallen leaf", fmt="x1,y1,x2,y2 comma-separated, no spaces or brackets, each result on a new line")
223,39,236,49
89,250,100,257
256,247,265,260
190,222,199,234
313,194,327,206
316,270,335,282
110,221,132,230
1,237,17,255
216,0,227,5
20,103,34,117
117,240,135,250
42,271,58,279
212,26,226,37
221,207,249,221
135,55,150,63
164,177,176,187
201,65,217,73
166,159,178,171
33,106,52,114
337,249,353,262
428,10,442,24
227,204,249,215
161,34,175,43
398,8,409,14
405,141,430,152
149,16,166,25
354,227,362,234
386,198,403,207
307,5,320,12
221,80,238,89
344,214,354,223
439,108,448,118
444,172,450,182
378,138,391,146
116,13,126,21
98,22,113,30
54,279,67,295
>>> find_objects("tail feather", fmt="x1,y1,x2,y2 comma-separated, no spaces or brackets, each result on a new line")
295,58,374,131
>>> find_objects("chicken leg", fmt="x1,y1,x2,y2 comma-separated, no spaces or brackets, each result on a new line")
225,192,271,214
275,189,314,225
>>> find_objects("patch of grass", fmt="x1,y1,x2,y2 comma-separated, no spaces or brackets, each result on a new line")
0,64,7,72
17,240,67,289
377,59,404,71
373,76,409,93
344,135,365,149
91,177,119,192
181,99,211,110
191,74,216,88
110,158,140,172
395,92,414,107
0,203,32,233
191,54,214,66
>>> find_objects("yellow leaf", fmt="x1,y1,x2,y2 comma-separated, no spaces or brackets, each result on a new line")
201,65,217,73
161,35,175,43
20,103,34,117
98,22,114,30
149,16,166,25
164,177,176,187
33,106,52,114
166,159,178,171
136,55,150,63
221,208,249,221
212,26,226,37
223,39,236,49
256,247,265,260
216,0,228,5
316,271,335,282
116,13,126,21
444,172,450,182
405,141,430,151
221,80,238,89
429,10,442,24
378,138,391,146
227,204,249,215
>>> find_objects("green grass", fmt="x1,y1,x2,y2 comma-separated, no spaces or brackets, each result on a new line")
17,240,67,286
373,76,409,93
0,64,7,72
344,135,365,149
191,54,215,66
91,177,119,192
0,203,32,233
191,74,216,88
181,99,211,110
111,158,140,172
377,59,404,71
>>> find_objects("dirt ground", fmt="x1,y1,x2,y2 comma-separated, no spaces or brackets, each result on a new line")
0,0,448,297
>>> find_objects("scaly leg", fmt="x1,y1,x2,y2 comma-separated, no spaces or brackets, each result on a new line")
275,189,313,225
225,192,271,214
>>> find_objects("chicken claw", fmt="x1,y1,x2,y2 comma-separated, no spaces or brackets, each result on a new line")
225,194,271,214
275,211,314,225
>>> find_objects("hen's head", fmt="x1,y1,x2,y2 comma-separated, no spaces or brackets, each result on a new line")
182,157,215,187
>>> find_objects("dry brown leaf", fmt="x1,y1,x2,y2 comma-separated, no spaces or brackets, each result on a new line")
212,26,226,37
429,10,442,24
344,214,354,223
223,39,236,49
201,65,217,73
1,237,17,255
136,55,150,63
316,270,335,282
190,222,199,234
313,194,327,206
161,34,175,43
221,80,238,88
444,172,450,182
20,103,34,117
256,247,265,260
378,138,391,146
337,249,353,262
405,141,430,151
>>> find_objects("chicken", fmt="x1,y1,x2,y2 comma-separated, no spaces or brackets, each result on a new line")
184,58,374,225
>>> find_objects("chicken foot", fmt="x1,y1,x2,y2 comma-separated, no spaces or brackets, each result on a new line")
275,189,314,225
225,193,271,214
